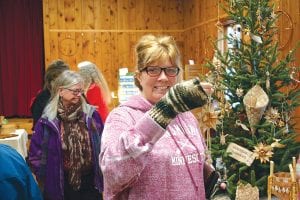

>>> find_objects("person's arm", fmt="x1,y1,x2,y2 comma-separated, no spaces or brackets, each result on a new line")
100,78,212,196
28,122,44,178
86,85,109,122
30,90,50,129
99,107,165,196
0,145,43,200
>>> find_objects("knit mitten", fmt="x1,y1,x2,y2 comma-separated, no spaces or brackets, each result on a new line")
149,78,209,128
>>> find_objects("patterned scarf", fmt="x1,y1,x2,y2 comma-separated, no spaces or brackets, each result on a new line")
57,101,92,190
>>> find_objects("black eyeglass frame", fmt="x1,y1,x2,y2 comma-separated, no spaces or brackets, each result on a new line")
140,66,180,77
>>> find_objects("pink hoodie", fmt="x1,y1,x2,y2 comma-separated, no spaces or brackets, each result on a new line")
99,95,207,200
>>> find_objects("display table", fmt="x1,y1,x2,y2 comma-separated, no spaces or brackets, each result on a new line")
0,129,28,158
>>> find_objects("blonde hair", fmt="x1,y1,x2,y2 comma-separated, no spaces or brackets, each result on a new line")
43,70,87,120
134,34,182,90
77,61,111,104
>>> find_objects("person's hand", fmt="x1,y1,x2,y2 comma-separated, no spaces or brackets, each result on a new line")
200,82,214,96
149,77,211,128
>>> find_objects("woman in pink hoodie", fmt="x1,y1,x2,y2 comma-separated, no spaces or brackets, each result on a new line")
99,34,213,200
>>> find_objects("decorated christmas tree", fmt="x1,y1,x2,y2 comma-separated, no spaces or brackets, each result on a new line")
202,0,300,198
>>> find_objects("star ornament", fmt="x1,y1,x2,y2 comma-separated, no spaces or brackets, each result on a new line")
198,104,220,133
253,143,274,163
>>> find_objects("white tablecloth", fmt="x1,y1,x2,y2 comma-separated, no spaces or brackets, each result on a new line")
0,129,28,158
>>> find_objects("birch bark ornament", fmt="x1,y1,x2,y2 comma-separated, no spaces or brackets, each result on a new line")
235,183,259,200
243,85,269,134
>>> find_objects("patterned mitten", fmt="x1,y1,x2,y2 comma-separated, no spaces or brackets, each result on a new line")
149,77,209,128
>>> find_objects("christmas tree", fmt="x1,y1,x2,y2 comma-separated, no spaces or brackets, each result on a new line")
203,0,300,198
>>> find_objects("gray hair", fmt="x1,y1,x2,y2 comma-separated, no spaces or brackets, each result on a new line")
77,61,111,104
43,70,88,120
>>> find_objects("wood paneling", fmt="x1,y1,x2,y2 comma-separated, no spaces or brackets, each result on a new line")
43,0,184,99
43,0,300,118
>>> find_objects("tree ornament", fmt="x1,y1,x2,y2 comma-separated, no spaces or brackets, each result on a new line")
270,11,277,20
198,104,220,134
212,50,222,71
220,132,228,145
235,119,250,131
250,33,262,44
253,143,273,163
235,183,259,200
271,138,286,149
266,71,270,90
243,29,251,45
242,7,248,17
236,87,244,97
243,85,269,134
290,66,300,83
264,107,281,125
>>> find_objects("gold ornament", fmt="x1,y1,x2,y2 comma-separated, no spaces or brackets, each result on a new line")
253,143,273,163
220,132,228,145
278,120,285,127
236,88,244,97
243,28,251,45
198,104,220,134
264,107,281,125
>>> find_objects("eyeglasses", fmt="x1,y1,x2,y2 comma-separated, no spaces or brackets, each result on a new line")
65,88,84,95
140,66,180,77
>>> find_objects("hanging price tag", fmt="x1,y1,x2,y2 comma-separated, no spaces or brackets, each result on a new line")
226,143,255,166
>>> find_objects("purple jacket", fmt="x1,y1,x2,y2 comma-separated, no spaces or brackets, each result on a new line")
29,105,103,200
100,95,207,200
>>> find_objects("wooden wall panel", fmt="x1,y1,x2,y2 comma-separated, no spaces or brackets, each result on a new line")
43,0,184,99
43,0,299,115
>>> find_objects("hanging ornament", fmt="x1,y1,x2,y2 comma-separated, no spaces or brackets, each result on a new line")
236,183,259,200
243,28,251,45
266,71,270,90
220,132,228,145
250,33,263,44
212,50,222,71
236,87,244,98
264,107,281,125
253,143,274,163
219,101,232,118
290,66,300,83
236,120,250,131
271,138,286,149
243,85,269,134
277,119,285,127
270,11,277,20
256,8,262,26
242,6,248,17
215,0,223,31
198,104,220,134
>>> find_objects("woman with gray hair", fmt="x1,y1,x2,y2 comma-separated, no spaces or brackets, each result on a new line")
29,70,103,200
78,61,111,122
